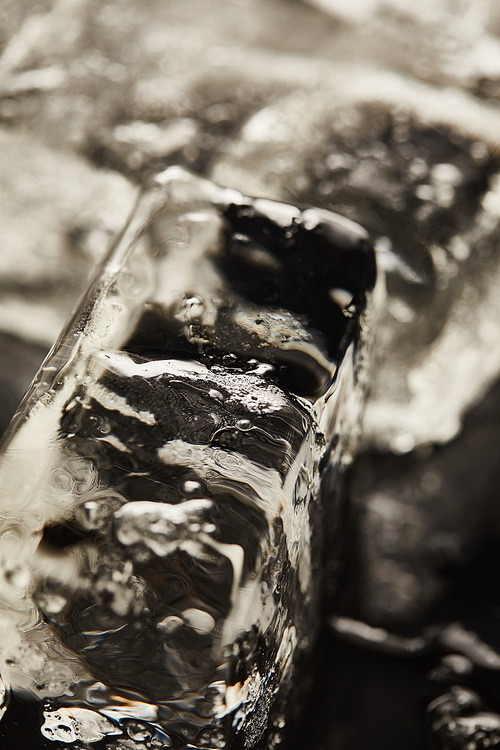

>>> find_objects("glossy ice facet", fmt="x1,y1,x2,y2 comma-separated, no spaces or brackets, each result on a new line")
0,167,376,748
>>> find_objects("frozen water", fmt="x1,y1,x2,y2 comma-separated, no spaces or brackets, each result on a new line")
0,169,377,747
3,1,500,747
211,76,500,451
3,1,500,457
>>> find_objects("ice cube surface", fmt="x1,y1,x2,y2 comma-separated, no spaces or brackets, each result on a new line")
0,168,376,748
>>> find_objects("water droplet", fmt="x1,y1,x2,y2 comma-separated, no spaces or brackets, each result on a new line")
236,419,252,431
209,389,224,402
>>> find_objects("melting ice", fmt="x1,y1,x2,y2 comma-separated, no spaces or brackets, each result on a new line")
0,169,377,748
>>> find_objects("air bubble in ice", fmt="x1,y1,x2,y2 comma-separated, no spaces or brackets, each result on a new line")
125,720,152,741
208,389,224,402
41,707,121,743
115,269,138,296
59,458,96,496
51,469,73,493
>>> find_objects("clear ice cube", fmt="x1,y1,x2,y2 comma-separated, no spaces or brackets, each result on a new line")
0,167,377,748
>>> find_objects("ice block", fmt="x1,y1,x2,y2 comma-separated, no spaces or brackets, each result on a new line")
0,167,376,748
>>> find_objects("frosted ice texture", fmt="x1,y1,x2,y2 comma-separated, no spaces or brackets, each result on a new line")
0,168,376,748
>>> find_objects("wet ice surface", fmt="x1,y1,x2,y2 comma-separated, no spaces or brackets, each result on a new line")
0,169,376,747
3,1,500,749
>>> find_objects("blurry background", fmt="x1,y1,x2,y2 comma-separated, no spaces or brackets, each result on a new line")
2,1,500,748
